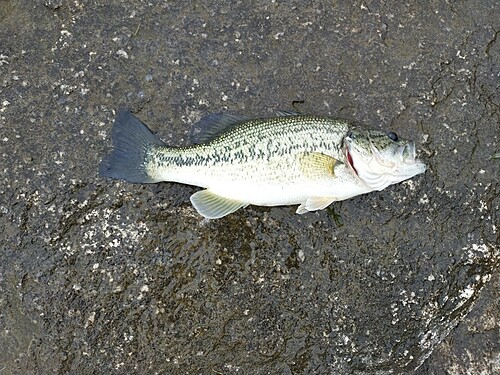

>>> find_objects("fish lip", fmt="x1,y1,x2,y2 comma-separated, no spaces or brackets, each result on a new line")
399,141,427,173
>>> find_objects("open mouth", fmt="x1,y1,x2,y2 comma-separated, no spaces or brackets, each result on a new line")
400,141,417,161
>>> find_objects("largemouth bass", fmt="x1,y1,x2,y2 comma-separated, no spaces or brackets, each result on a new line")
99,111,426,219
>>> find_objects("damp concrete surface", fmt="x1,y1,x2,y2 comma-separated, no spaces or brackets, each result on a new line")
0,1,498,374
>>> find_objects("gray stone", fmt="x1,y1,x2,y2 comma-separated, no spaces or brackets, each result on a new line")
0,1,498,374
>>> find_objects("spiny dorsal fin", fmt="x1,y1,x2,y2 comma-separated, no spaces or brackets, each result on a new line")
190,190,247,219
275,110,301,117
190,113,250,144
297,152,339,179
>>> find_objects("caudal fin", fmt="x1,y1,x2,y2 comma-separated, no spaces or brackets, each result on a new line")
99,111,166,183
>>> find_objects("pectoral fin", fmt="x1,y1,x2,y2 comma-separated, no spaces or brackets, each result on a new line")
298,152,338,179
190,190,247,219
296,197,336,214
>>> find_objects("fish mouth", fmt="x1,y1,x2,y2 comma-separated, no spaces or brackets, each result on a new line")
368,140,417,163
397,141,427,174
400,141,417,161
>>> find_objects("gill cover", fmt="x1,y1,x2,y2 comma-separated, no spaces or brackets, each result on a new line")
344,127,426,191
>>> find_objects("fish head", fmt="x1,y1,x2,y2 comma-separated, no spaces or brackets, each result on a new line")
343,126,427,191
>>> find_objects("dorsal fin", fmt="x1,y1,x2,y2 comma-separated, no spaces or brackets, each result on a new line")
190,113,250,144
275,110,301,117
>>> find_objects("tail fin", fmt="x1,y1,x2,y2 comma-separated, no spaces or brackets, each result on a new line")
99,111,166,183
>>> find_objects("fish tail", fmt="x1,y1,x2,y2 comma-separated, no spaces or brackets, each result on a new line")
99,111,166,183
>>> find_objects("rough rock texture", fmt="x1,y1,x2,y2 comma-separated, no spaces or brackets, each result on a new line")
0,1,498,374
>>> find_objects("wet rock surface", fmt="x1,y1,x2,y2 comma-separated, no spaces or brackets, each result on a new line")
0,1,498,374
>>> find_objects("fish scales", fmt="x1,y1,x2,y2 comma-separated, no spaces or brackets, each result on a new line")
146,116,349,187
99,111,426,218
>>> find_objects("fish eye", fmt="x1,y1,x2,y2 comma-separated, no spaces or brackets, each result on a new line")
387,132,398,141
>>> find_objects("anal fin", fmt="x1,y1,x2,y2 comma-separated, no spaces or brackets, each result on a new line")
190,190,247,219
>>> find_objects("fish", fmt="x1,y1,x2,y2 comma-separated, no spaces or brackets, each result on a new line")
99,110,427,219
